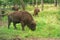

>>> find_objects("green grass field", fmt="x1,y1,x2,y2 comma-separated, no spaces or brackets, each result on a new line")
0,5,60,40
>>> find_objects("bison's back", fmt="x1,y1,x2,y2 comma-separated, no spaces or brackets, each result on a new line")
8,11,33,23
8,11,22,23
19,11,34,23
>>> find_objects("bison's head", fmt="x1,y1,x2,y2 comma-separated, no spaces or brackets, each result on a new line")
28,21,36,31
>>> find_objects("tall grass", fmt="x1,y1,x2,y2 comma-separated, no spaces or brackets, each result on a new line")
0,5,60,40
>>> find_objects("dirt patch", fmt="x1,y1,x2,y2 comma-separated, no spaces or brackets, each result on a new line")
0,21,3,26
0,20,7,26
24,38,60,40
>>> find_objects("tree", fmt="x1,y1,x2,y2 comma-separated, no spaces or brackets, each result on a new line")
36,0,38,7
32,0,35,7
41,0,44,11
20,0,25,10
57,0,60,6
54,0,57,7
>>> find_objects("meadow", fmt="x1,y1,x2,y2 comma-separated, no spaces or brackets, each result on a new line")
0,4,60,40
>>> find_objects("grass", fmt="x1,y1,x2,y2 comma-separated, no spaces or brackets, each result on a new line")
0,4,60,40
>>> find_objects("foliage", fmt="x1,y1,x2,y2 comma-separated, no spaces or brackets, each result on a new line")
0,0,3,5
0,0,59,5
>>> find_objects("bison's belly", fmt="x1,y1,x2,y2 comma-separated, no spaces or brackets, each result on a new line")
10,17,20,23
13,21,20,23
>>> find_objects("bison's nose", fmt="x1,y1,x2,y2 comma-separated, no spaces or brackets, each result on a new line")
32,30,35,31
31,28,36,31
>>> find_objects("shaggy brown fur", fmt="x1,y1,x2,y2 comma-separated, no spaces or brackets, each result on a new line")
8,11,36,31
33,7,40,16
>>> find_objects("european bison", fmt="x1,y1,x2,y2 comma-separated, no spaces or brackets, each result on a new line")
33,7,40,16
12,5,19,11
8,11,36,31
0,9,5,17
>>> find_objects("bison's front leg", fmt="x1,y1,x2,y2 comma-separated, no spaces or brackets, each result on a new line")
13,23,17,29
21,21,25,31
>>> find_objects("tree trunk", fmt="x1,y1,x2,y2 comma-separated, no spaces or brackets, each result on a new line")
58,0,60,6
32,0,34,7
20,0,25,10
36,0,38,7
54,0,57,7
41,0,44,11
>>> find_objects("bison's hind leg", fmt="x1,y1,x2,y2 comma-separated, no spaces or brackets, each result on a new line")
13,23,17,29
8,16,12,29
8,19,11,29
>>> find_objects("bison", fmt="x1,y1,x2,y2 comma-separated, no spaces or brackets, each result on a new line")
8,11,36,31
33,7,40,16
12,5,19,11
